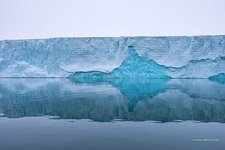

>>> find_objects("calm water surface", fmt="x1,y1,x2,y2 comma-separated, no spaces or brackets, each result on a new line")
0,78,225,150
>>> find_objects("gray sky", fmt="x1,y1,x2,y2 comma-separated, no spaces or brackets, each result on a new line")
0,0,225,40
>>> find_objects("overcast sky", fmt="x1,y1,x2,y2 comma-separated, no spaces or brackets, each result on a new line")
0,0,225,40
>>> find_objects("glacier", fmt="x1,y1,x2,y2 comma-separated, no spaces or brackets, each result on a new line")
0,35,225,78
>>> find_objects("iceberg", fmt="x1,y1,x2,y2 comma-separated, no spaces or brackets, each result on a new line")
70,46,170,80
209,73,225,84
0,35,225,78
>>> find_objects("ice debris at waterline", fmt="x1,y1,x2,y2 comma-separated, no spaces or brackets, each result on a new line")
0,35,225,78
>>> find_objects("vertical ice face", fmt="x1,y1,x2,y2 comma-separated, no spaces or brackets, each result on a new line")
0,41,3,63
127,36,225,67
70,46,170,79
209,73,225,84
0,37,128,77
0,35,225,78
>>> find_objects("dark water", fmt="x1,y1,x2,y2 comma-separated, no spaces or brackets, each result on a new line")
0,78,225,150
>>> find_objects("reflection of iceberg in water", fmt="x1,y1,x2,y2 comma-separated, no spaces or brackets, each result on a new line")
110,79,169,111
72,78,169,111
0,78,225,122
168,79,225,101
134,91,225,122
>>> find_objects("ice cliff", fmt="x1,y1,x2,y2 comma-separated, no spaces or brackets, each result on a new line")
0,35,225,78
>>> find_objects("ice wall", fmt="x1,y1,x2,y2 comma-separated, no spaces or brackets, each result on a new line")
0,35,225,78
